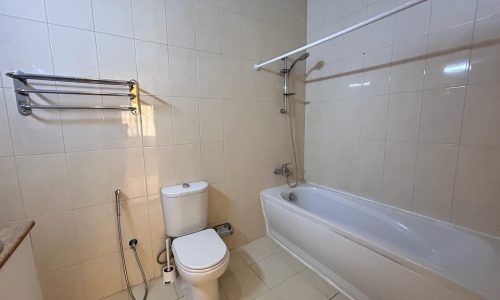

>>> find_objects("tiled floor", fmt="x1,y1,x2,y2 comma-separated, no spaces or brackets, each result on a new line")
103,236,347,300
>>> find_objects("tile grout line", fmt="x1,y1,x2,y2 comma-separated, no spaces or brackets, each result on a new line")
448,0,480,224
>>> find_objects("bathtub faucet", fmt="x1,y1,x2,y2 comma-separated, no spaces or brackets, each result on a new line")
274,163,293,177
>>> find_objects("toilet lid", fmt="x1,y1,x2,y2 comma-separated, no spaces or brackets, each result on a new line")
172,229,228,270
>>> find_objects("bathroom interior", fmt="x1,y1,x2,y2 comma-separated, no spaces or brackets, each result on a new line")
0,0,499,299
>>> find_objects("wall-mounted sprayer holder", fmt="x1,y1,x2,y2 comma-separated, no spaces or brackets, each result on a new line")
213,223,233,238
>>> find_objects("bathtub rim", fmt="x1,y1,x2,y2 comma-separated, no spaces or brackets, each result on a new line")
265,182,500,243
260,183,491,299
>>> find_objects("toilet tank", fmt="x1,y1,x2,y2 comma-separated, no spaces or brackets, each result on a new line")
160,181,208,237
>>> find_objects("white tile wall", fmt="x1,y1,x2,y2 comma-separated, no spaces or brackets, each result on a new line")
0,1,306,299
305,0,500,236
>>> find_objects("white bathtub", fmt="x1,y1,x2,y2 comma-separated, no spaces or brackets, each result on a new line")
260,184,500,300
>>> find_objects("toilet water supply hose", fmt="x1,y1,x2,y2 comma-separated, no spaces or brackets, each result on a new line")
115,189,149,300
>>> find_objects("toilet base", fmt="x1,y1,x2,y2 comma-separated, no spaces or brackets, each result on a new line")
190,280,219,300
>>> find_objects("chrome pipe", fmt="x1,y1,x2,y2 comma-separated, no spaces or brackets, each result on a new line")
15,89,135,98
253,0,428,70
20,104,137,111
6,71,134,86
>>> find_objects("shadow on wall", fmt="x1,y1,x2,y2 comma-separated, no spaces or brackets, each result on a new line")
305,37,500,83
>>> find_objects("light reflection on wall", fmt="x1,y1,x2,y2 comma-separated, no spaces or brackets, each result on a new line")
348,81,371,88
443,62,470,74
138,103,156,137
118,105,152,138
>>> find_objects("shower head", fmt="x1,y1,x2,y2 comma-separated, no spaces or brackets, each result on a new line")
287,52,309,73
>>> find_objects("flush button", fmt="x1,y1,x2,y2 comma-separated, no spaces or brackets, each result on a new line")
182,183,190,188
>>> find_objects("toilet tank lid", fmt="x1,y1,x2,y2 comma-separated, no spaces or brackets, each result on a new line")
161,181,208,198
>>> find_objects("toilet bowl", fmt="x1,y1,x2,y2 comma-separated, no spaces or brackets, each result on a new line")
172,229,229,300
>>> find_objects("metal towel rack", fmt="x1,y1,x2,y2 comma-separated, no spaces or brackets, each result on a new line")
6,71,139,116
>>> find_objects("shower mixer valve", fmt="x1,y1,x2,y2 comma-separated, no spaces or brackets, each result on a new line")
274,163,293,177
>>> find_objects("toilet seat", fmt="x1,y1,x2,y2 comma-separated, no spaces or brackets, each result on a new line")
172,229,228,272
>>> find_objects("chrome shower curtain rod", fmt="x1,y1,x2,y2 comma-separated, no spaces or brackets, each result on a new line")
253,0,428,70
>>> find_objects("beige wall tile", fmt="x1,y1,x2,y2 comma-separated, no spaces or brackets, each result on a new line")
469,43,500,85
103,106,143,149
222,56,243,100
147,195,165,241
423,50,470,90
119,196,151,246
0,89,13,156
419,87,465,144
357,140,385,190
40,264,85,300
452,200,500,237
0,16,52,86
242,17,261,60
0,0,46,21
195,1,221,52
16,153,72,217
5,89,64,155
31,211,81,272
223,101,245,141
169,46,198,98
0,157,23,223
382,142,417,210
412,143,458,220
108,148,147,199
144,146,175,195
135,40,170,96
66,150,112,209
461,83,500,147
140,95,174,147
387,92,422,142
208,182,228,224
221,9,243,57
166,0,196,48
96,33,137,80
454,145,500,208
390,61,426,94
197,51,222,98
200,99,224,142
201,142,225,183
131,0,167,43
76,203,118,260
360,95,388,140
172,97,200,144
174,143,202,183
81,252,124,300
93,0,134,38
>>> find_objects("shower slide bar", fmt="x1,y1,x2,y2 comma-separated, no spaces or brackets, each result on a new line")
6,71,139,116
253,0,428,70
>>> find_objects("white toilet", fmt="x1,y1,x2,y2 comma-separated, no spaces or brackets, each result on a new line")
161,181,229,300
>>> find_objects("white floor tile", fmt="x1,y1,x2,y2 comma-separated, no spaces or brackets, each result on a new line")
274,248,306,272
234,239,274,265
220,267,269,300
250,254,297,288
102,277,177,300
227,250,248,273
300,269,338,298
271,274,329,300
254,291,279,300
258,237,283,253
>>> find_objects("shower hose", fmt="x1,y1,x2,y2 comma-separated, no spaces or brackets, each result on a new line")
287,106,299,188
115,189,149,300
